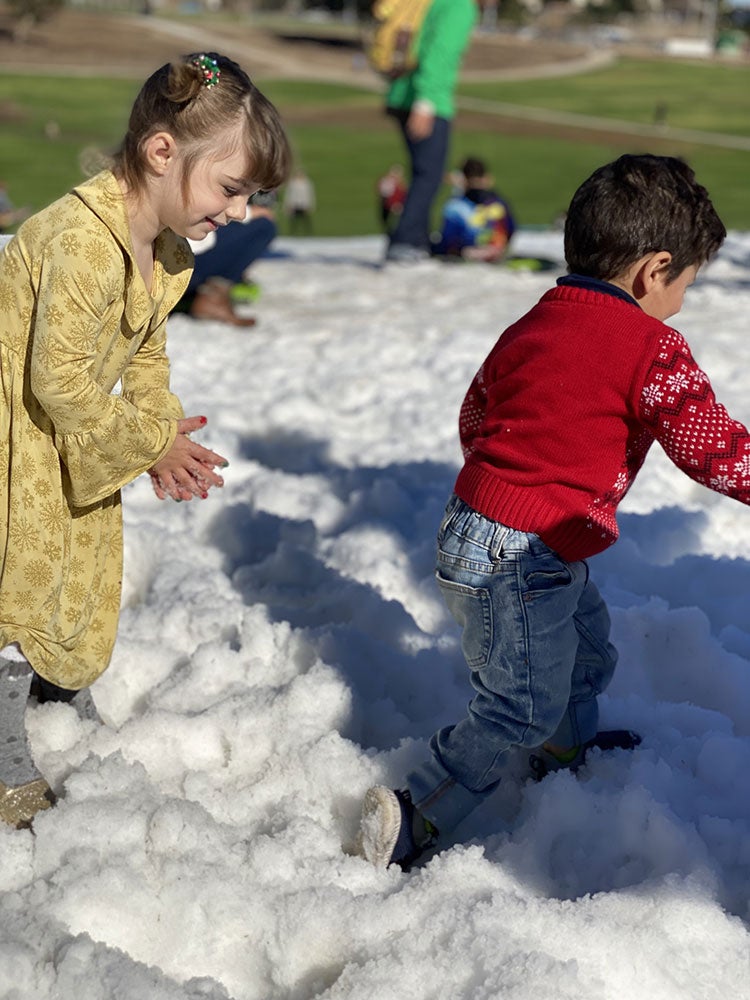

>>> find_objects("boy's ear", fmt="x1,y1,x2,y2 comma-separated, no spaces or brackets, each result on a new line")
633,250,672,296
142,131,178,176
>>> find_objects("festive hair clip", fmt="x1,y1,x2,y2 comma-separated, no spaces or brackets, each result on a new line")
192,54,221,89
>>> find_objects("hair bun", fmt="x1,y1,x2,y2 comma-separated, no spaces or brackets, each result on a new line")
163,59,206,105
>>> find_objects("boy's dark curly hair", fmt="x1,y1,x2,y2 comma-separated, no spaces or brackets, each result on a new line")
564,154,726,283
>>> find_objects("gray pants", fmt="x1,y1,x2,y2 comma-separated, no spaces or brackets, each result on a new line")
1,653,100,788
0,657,42,787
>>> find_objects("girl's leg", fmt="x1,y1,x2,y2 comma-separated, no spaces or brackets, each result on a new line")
0,656,55,828
30,672,101,724
187,216,277,294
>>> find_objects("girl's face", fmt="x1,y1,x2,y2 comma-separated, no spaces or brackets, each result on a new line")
167,144,258,241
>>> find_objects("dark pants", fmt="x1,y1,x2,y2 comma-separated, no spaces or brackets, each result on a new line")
388,109,451,252
188,216,277,294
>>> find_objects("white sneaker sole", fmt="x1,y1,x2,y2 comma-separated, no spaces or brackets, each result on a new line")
359,785,402,868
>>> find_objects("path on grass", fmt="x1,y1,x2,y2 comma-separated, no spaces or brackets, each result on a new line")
455,96,750,152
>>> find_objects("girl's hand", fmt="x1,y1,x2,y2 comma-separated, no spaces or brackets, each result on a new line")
148,415,228,502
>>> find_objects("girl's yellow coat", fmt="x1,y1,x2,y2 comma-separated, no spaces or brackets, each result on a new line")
0,171,192,688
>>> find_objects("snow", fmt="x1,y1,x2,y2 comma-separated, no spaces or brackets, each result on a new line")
2,229,750,999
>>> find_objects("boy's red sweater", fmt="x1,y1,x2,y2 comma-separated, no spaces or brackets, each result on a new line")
455,282,750,562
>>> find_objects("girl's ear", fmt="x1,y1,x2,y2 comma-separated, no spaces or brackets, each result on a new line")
142,131,178,177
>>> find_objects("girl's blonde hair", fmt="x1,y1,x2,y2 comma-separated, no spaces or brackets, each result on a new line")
113,52,291,198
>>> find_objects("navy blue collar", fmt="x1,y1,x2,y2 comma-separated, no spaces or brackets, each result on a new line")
556,274,641,309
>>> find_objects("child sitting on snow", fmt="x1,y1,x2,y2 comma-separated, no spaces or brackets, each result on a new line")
359,153,747,870
434,156,516,262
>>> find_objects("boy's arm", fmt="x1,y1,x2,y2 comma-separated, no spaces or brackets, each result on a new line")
639,329,750,501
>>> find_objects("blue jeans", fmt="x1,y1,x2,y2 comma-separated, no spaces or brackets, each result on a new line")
188,216,277,294
388,110,451,251
406,495,618,835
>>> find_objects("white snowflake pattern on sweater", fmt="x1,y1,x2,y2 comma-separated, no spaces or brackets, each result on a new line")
639,328,750,499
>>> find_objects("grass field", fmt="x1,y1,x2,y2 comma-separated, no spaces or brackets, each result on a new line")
1,56,749,235
458,58,750,137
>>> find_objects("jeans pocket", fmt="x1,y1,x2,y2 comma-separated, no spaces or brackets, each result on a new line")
523,549,573,598
436,571,493,670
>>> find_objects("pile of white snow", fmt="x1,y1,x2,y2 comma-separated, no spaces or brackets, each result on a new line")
2,230,749,1000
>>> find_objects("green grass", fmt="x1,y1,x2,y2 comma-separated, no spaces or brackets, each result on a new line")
280,122,404,235
458,58,750,137
1,58,749,235
0,75,142,211
259,79,376,108
444,132,750,230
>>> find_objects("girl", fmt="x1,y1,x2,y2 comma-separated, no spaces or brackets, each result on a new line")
0,52,291,828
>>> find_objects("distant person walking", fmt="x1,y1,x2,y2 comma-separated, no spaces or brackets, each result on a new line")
384,0,478,263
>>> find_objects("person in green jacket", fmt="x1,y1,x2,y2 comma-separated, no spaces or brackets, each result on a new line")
385,0,478,263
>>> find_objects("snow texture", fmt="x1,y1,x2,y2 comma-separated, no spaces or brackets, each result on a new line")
1,229,749,1000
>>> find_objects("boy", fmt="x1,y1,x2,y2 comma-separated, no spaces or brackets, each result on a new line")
359,154,741,869
435,156,516,262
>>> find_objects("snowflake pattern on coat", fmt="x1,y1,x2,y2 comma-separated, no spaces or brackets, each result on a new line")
0,171,192,688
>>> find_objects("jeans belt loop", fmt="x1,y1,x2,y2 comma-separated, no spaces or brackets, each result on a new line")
490,522,510,561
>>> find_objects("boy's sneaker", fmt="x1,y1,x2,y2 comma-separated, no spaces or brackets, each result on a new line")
528,729,641,781
359,786,438,870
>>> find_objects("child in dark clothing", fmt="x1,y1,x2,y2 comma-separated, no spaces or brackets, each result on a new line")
359,154,740,870
435,156,515,262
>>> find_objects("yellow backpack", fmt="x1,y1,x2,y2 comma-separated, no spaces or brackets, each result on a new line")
367,0,433,79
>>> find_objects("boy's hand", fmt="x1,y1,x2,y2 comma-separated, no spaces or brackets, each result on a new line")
148,415,228,502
